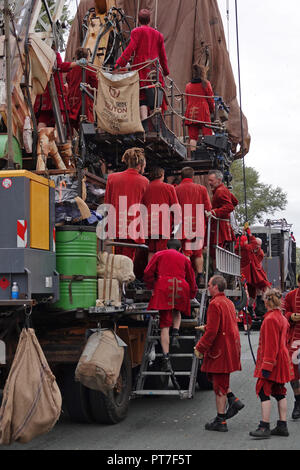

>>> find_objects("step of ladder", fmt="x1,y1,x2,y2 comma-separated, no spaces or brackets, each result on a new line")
133,390,190,399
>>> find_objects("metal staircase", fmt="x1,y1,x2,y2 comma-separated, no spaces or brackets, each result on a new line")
131,296,206,400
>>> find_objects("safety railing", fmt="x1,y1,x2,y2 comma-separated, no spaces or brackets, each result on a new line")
205,213,241,287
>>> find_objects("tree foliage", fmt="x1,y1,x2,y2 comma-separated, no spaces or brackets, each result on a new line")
230,159,288,225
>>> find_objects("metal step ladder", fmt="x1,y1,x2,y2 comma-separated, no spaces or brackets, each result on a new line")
131,295,207,400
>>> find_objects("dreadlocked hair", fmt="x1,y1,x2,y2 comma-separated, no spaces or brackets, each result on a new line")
263,288,282,309
121,148,145,169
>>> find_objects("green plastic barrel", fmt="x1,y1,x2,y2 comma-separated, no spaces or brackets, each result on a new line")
53,226,97,310
0,134,23,168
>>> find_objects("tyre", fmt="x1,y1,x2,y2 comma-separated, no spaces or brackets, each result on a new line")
88,348,132,424
60,364,92,423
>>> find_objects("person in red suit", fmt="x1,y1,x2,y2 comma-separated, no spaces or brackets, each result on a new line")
185,64,215,155
175,166,212,287
144,238,197,372
104,147,149,260
115,8,169,121
141,167,180,261
235,226,271,314
207,169,238,255
250,288,294,438
282,274,300,419
66,47,98,133
194,275,243,432
34,49,81,130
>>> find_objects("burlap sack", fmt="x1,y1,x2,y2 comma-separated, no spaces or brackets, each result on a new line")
97,278,121,307
96,70,144,135
75,329,125,395
0,328,62,445
97,251,135,284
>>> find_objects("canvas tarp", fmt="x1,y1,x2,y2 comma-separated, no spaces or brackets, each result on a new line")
65,0,250,157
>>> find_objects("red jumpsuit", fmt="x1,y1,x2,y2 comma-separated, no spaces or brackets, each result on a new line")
104,168,149,259
195,292,241,395
66,65,98,131
254,308,294,396
210,184,238,248
115,25,169,111
144,249,197,327
175,178,211,258
283,287,300,381
34,52,72,127
185,80,215,139
235,231,270,298
141,179,180,253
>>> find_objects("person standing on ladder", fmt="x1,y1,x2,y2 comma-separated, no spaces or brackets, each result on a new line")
207,169,238,261
144,239,197,372
114,8,169,123
194,275,244,432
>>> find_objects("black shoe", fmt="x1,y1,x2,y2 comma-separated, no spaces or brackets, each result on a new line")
249,424,271,439
225,396,245,419
171,334,180,349
196,273,205,288
205,417,228,432
161,356,173,373
271,421,289,437
292,400,300,419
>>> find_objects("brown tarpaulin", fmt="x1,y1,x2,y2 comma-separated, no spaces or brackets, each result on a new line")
65,0,250,157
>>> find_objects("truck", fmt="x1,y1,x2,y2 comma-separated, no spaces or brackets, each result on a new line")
0,0,246,426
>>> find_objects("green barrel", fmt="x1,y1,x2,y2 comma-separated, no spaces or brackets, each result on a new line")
53,226,97,310
0,134,23,168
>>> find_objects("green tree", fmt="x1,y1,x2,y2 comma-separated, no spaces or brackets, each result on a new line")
297,247,300,277
231,159,288,225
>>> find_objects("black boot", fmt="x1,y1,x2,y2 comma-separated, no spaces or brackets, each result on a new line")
196,273,205,288
225,394,245,419
292,398,300,419
205,415,228,432
161,354,172,372
249,421,271,439
171,329,180,349
271,420,289,437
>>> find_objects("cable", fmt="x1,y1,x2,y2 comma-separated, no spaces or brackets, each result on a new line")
234,0,248,223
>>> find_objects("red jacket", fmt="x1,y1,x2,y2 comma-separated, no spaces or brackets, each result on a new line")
185,80,215,125
116,25,169,106
144,249,197,316
210,184,238,246
283,287,300,378
141,179,179,237
175,178,211,242
254,309,294,383
235,232,270,289
104,168,149,242
66,65,98,124
34,52,71,113
195,293,241,373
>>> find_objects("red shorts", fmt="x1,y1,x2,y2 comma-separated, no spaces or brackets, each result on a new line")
182,239,203,258
147,238,168,254
187,124,213,141
207,373,230,396
159,309,179,328
256,378,287,398
37,110,66,127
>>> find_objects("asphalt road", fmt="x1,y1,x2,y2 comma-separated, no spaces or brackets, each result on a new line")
1,329,300,452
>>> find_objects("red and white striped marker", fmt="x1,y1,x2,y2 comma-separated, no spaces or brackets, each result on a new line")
17,220,28,248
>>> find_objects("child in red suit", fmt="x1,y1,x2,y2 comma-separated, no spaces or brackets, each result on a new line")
250,288,294,439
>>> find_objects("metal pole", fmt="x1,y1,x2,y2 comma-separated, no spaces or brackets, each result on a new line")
4,0,14,169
